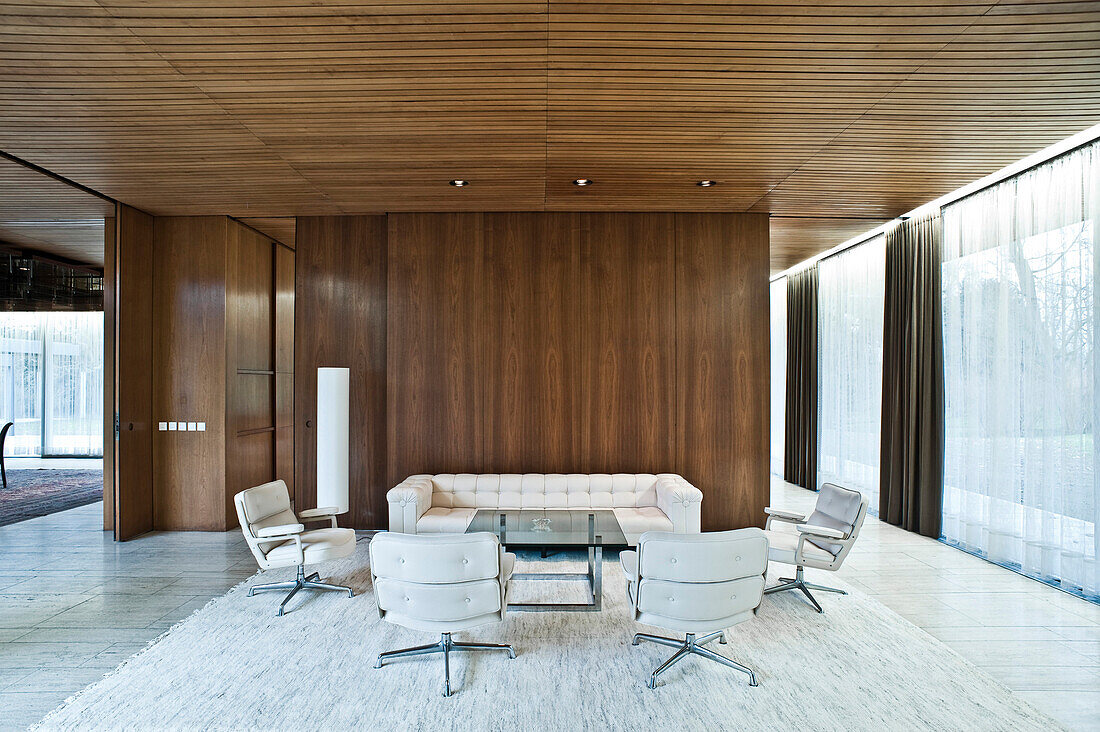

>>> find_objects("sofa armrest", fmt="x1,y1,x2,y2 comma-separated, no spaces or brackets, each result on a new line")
654,475,703,534
386,475,434,533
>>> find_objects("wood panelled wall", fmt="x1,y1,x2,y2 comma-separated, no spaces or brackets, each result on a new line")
296,212,769,531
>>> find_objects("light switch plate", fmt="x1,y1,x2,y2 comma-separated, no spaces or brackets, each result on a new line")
158,422,167,431
187,422,197,431
168,422,177,431
197,422,206,432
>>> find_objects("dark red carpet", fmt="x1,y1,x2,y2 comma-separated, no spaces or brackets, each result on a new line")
1,470,103,527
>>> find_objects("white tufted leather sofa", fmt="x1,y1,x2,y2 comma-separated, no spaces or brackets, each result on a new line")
386,473,703,545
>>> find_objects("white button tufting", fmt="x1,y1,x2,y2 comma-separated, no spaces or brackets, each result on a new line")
670,558,677,564
465,597,471,603
735,555,741,561
462,558,469,564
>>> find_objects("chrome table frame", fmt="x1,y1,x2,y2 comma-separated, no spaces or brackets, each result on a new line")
501,512,605,613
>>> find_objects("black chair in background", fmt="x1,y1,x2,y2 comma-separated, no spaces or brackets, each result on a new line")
0,422,12,490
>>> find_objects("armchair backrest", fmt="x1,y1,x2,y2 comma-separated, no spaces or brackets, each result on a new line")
632,529,767,626
234,480,298,561
806,482,868,557
370,532,506,625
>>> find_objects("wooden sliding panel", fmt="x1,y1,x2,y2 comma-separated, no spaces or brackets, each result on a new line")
387,213,488,484
112,204,155,540
675,213,771,530
225,222,277,526
103,214,116,532
295,216,387,528
274,244,295,500
152,216,228,531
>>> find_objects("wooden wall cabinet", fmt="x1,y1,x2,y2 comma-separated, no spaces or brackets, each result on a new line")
152,216,294,531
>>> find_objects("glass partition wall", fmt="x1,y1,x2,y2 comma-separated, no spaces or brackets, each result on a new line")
772,138,1098,601
817,237,886,514
0,311,104,457
941,141,1098,599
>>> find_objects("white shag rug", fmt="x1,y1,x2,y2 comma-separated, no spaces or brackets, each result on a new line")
36,541,1059,731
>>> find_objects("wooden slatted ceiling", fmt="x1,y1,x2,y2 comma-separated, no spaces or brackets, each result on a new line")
0,1,1097,272
0,157,113,266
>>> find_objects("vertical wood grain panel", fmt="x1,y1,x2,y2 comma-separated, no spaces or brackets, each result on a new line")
580,212,677,473
484,212,569,472
233,226,274,372
387,213,487,483
113,205,154,540
675,212,771,530
295,215,387,529
152,216,228,531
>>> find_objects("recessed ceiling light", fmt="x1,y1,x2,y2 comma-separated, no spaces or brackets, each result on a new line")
573,178,593,187
697,180,717,187
449,179,468,187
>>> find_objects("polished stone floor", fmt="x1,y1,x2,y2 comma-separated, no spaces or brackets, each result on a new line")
0,480,1096,730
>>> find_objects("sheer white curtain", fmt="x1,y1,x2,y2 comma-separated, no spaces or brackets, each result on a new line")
817,237,886,513
0,314,44,455
770,277,787,476
942,140,1099,599
0,311,103,457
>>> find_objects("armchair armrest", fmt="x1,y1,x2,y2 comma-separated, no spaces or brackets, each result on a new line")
386,475,434,533
795,524,846,540
764,507,805,522
299,506,340,519
256,523,304,538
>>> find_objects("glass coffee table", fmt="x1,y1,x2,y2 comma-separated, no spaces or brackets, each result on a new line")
465,509,626,612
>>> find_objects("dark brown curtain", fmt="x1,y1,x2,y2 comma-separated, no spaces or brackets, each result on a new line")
784,265,818,490
880,213,944,537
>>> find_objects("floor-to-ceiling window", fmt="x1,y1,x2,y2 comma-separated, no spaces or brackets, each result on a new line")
0,311,103,457
817,237,886,514
770,277,787,476
941,140,1098,599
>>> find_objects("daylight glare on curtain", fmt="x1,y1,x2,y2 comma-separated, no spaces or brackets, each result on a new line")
818,237,886,514
941,140,1099,599
770,277,787,476
0,311,103,457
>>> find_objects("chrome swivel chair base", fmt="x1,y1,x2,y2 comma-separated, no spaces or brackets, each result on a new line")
632,630,758,689
762,565,846,613
375,632,515,697
247,564,353,616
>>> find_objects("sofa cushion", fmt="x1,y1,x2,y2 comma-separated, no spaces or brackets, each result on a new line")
416,507,478,534
613,506,674,545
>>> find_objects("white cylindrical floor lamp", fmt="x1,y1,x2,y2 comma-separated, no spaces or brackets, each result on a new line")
316,367,350,515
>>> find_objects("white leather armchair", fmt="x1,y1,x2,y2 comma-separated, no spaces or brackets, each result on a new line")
620,529,768,688
234,479,356,616
762,482,868,613
370,532,517,697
